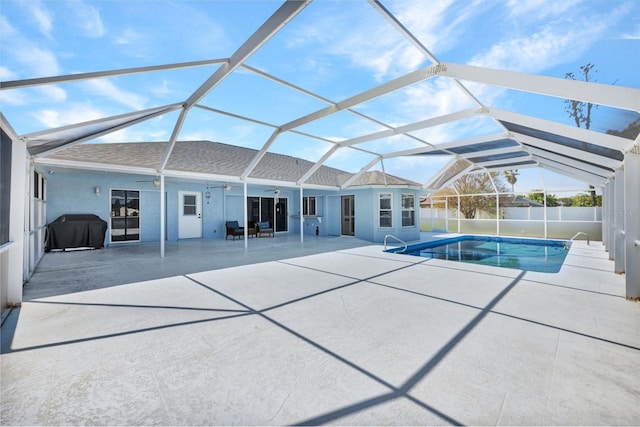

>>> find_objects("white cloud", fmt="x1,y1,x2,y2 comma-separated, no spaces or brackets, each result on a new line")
97,125,169,143
0,66,16,80
400,78,476,120
150,80,173,98
27,0,54,38
470,4,631,73
114,27,140,45
470,25,588,73
0,16,61,79
0,90,27,107
619,26,640,40
14,45,60,76
0,15,17,37
392,0,477,55
68,0,105,38
506,0,582,20
83,79,147,110
38,86,67,102
34,104,105,129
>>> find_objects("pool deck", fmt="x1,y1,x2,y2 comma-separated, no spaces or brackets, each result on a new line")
2,234,639,425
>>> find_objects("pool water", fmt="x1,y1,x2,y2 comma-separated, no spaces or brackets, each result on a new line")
387,235,569,273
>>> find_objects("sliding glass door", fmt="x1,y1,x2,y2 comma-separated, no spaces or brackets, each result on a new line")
111,190,140,242
247,196,287,232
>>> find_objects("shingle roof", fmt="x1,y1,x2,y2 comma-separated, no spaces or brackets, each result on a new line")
47,140,421,189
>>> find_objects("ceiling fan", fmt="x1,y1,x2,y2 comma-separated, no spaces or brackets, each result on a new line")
136,177,175,187
207,183,232,192
204,183,231,204
264,187,281,195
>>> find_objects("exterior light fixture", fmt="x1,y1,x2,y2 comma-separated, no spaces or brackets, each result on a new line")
95,186,101,196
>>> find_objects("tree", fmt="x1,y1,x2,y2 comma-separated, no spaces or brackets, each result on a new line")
607,117,640,140
527,190,560,207
564,63,597,130
432,172,509,219
564,63,598,206
572,192,602,207
503,169,519,193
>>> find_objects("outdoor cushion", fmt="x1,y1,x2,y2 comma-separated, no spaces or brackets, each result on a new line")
256,221,274,237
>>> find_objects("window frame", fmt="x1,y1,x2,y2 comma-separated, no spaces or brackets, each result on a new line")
303,196,317,216
378,192,393,228
401,193,416,227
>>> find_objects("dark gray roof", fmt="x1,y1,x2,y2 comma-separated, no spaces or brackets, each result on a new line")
48,140,421,189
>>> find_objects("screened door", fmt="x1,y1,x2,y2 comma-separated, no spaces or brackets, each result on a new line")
341,195,355,236
111,190,140,242
275,198,287,232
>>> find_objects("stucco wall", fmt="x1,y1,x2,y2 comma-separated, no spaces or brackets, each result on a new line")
41,168,421,245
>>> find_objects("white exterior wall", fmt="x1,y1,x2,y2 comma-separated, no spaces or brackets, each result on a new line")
0,121,27,311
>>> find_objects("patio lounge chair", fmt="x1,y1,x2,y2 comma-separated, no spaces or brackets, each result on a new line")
225,221,243,240
225,221,257,240
256,221,274,237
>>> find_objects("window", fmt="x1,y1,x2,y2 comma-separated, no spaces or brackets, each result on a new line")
402,193,415,227
303,196,316,216
33,170,39,199
379,193,392,228
183,194,197,215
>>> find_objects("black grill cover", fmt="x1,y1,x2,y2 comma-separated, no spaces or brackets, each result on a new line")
46,214,108,252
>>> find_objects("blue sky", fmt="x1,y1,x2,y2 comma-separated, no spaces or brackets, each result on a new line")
1,0,639,194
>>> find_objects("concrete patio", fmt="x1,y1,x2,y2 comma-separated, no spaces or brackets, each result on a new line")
1,235,639,425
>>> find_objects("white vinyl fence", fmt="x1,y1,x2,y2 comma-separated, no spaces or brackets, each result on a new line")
421,205,602,240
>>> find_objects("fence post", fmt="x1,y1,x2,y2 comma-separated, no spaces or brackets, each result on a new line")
445,197,449,232
457,194,461,233
430,198,434,231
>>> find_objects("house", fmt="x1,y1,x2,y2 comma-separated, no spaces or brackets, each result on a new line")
36,140,423,248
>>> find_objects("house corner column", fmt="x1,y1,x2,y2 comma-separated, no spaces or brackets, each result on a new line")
7,138,27,304
607,178,616,260
614,168,625,274
602,183,609,249
624,147,640,298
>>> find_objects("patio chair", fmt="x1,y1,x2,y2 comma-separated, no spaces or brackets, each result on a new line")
256,221,274,237
225,221,245,240
226,221,257,240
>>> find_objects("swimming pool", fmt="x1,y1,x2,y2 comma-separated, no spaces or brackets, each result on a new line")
386,235,570,273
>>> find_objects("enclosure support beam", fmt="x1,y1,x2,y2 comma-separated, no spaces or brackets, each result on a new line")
300,187,304,243
160,175,165,258
540,170,547,239
607,177,616,261
624,146,640,298
601,183,608,249
614,169,625,274
243,182,248,251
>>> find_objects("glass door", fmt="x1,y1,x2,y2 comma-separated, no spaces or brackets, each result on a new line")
275,198,287,232
111,190,140,242
341,195,355,236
